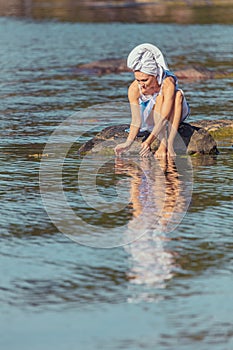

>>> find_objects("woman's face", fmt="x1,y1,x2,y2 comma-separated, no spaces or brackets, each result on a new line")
134,71,160,95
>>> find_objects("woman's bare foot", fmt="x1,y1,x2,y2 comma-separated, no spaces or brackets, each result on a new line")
155,143,167,159
167,144,176,158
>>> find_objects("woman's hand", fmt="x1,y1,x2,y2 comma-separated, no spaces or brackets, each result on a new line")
139,141,151,157
114,139,133,156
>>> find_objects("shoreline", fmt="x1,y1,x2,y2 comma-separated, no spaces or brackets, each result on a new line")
0,0,232,24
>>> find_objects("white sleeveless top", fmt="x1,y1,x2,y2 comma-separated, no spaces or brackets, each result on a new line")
139,70,190,132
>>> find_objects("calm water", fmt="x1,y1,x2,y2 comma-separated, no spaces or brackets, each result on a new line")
0,15,233,350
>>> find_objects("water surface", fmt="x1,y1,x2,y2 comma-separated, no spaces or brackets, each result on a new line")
0,16,233,350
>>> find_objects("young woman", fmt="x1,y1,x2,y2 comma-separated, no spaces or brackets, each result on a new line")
114,43,190,158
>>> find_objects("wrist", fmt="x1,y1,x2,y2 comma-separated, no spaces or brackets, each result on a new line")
125,138,134,147
146,134,155,145
143,140,150,146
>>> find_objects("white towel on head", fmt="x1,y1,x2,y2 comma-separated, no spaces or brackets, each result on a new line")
127,43,169,85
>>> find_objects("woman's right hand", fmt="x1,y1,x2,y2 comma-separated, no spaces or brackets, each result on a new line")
114,140,133,156
139,141,151,157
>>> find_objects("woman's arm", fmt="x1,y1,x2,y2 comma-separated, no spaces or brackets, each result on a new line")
115,81,141,155
127,80,141,140
144,77,176,146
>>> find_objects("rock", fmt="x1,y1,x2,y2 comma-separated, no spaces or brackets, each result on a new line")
78,122,221,156
78,124,130,154
179,123,219,154
74,59,130,75
74,58,233,80
174,67,232,80
175,67,213,80
191,119,233,131
191,119,233,139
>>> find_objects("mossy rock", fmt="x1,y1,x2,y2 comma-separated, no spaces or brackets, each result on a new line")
78,122,223,156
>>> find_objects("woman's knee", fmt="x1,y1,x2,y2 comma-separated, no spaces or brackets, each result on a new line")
154,94,163,113
156,94,163,106
175,90,183,105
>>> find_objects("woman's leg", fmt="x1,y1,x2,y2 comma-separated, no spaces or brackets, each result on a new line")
167,90,183,157
153,94,168,158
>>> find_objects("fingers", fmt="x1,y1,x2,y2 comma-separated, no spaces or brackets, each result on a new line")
115,142,151,157
141,150,150,157
139,142,150,157
114,146,122,156
114,143,125,156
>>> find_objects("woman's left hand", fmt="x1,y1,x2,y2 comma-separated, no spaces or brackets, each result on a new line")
139,142,151,157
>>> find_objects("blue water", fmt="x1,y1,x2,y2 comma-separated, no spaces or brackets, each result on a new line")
0,16,233,350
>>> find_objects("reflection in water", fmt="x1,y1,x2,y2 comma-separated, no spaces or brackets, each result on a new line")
126,233,176,303
190,154,217,167
115,155,192,234
157,156,190,232
115,156,192,301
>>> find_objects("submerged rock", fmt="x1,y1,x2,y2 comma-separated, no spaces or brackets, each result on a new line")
74,58,233,80
78,121,226,156
75,59,129,75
